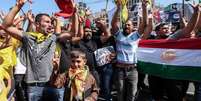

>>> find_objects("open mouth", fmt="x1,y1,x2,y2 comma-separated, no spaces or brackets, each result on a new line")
47,27,53,30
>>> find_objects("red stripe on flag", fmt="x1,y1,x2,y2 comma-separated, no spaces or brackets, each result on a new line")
139,38,201,49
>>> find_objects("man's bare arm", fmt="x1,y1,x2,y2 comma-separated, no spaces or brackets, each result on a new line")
138,0,147,35
71,12,79,36
58,31,73,42
2,0,28,41
111,0,121,34
96,18,111,43
180,4,200,38
141,15,153,39
26,10,35,32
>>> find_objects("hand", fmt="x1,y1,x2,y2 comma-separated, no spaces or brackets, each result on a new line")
95,18,106,28
116,0,122,8
51,14,62,26
16,0,32,6
148,14,153,19
26,10,34,23
141,0,148,7
0,10,6,20
84,99,90,101
109,53,116,60
72,1,76,8
85,8,91,16
52,14,60,21
106,53,116,63
13,15,25,26
181,16,187,26
52,56,60,70
78,16,85,23
19,15,26,21
189,3,200,12
72,2,78,15
16,0,27,6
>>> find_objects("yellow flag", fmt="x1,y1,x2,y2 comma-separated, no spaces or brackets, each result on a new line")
0,37,20,101
148,0,152,6
0,68,11,101
28,32,51,43
114,0,128,22
121,5,128,22
121,0,127,5
68,66,89,101
0,38,20,71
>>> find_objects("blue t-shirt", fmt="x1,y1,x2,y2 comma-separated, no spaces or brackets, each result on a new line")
115,31,140,64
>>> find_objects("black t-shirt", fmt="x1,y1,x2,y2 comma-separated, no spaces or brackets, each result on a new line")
59,35,116,71
59,40,72,73
78,37,101,69
59,37,102,71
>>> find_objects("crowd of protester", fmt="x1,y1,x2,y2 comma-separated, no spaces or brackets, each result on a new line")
1,0,201,101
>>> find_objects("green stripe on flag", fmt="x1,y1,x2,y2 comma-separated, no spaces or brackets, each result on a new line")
137,61,201,81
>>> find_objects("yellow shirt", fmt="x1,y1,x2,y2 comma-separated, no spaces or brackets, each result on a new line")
0,68,11,101
0,37,20,73
0,36,20,101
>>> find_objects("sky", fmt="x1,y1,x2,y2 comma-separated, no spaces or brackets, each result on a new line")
0,0,199,15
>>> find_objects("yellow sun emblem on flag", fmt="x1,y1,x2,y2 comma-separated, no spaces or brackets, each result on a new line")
161,49,176,62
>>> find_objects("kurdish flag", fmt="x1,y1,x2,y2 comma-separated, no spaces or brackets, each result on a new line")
137,38,201,81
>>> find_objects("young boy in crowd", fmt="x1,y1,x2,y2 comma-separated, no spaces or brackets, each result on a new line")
64,50,99,101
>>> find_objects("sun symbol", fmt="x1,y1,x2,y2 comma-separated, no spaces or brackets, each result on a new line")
161,49,176,62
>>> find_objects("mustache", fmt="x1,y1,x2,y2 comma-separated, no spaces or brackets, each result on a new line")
123,27,129,30
123,27,129,31
83,34,92,39
85,34,92,37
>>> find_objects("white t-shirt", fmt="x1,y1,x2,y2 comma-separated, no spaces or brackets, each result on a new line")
14,57,26,74
115,31,140,64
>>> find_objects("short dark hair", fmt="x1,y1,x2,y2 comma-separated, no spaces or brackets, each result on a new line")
35,13,50,23
155,23,166,31
70,49,86,60
126,19,134,25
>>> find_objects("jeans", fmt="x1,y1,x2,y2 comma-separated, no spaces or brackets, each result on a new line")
194,82,201,101
98,64,113,101
26,85,65,101
26,86,45,101
43,87,65,101
148,76,184,101
137,72,146,89
14,74,26,101
115,67,138,101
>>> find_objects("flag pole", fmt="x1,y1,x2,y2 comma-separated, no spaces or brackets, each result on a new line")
106,0,109,12
182,0,185,17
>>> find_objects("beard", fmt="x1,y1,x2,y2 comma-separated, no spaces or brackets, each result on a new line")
123,28,130,35
83,34,92,41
